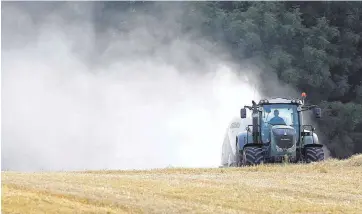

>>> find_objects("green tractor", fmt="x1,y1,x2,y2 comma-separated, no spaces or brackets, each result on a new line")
223,93,325,166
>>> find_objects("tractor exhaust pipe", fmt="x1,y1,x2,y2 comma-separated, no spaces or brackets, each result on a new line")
251,100,259,144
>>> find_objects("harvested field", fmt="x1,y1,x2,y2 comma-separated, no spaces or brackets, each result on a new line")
2,155,362,214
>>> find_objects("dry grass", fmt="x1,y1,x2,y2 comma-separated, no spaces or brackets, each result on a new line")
2,155,362,214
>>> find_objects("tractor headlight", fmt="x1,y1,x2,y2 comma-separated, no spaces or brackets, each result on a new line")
275,145,283,152
260,99,269,104
287,144,296,153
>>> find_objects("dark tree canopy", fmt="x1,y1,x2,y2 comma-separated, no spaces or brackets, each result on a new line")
187,1,362,158
100,1,362,158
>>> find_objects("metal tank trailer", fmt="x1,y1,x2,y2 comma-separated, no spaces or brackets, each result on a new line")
221,93,325,167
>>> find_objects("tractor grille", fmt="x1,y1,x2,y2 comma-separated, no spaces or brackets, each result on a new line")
273,128,295,149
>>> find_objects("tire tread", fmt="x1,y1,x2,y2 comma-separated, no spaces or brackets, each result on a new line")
243,147,264,165
305,147,324,163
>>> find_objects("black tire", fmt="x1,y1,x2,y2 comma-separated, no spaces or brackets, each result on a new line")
305,147,324,163
242,147,264,166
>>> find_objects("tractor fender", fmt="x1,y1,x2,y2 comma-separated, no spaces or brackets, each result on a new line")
303,131,320,145
304,143,323,148
244,143,264,148
236,132,253,151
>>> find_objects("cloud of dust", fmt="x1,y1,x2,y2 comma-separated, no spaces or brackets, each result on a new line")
1,2,263,171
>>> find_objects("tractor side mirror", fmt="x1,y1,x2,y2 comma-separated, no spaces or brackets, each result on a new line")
314,108,321,118
240,108,247,118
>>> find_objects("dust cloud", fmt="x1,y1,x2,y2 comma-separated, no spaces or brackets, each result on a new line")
2,2,262,171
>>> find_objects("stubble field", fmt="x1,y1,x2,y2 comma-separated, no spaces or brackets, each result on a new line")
2,155,362,214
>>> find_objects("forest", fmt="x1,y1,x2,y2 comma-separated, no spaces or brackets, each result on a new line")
204,1,362,159
113,1,362,159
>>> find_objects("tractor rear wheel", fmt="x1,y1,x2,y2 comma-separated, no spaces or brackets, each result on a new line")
305,147,324,163
242,147,264,166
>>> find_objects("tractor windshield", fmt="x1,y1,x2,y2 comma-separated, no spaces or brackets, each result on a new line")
260,104,300,143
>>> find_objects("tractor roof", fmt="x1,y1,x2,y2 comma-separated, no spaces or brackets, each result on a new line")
258,97,303,105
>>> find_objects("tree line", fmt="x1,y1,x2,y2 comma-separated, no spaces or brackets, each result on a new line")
102,1,362,158
194,1,362,158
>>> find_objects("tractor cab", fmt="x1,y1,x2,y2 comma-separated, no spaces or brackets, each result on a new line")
259,99,302,145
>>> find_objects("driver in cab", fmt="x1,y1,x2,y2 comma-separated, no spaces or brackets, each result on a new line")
269,109,286,125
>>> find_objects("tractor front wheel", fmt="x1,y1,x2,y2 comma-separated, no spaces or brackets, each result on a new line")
242,147,264,166
305,147,324,163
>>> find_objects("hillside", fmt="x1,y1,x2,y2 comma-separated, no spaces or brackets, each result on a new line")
2,155,362,214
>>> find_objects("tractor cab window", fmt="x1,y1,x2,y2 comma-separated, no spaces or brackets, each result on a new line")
260,104,300,143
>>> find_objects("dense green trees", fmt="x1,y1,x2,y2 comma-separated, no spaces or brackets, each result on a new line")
102,1,361,158
188,1,362,158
